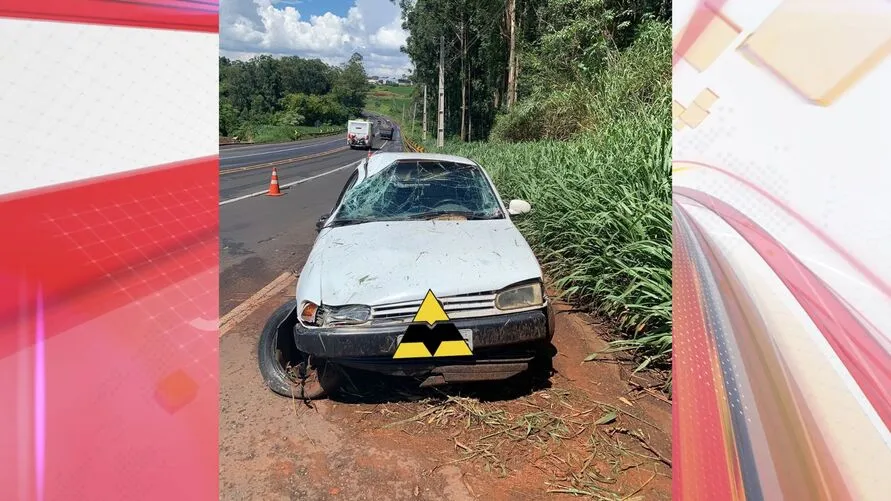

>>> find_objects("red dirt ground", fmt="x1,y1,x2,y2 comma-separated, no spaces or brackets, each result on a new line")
219,292,671,500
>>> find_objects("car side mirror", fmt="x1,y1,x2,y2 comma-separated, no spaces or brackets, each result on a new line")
315,214,329,232
507,199,532,216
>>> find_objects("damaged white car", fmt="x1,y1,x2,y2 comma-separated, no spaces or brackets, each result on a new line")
259,152,555,398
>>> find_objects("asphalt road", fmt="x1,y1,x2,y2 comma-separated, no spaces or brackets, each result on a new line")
219,127,405,315
219,135,346,170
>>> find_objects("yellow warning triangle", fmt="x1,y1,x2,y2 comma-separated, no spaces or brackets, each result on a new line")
393,342,433,359
433,340,473,357
412,290,450,326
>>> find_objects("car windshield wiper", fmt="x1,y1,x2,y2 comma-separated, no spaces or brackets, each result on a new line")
405,210,501,221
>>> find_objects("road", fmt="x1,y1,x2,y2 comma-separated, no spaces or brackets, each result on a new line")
219,128,400,316
217,122,672,500
220,135,346,171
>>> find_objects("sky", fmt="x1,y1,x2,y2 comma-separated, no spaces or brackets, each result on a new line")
220,0,412,78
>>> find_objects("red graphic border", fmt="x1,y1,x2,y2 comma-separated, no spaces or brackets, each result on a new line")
0,0,218,33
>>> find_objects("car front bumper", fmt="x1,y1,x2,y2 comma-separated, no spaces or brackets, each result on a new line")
292,305,554,382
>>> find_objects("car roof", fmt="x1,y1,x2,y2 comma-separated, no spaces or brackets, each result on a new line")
361,152,478,179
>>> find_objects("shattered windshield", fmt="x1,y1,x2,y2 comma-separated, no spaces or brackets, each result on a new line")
330,160,504,225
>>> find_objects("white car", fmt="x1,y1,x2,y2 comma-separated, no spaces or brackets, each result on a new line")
259,152,555,398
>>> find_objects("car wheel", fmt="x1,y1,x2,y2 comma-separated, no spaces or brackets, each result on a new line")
257,300,342,399
545,302,556,342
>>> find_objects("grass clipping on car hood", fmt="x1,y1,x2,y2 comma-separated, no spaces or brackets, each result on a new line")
375,388,669,499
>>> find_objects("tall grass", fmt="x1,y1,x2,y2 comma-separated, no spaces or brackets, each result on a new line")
411,22,672,369
429,135,671,367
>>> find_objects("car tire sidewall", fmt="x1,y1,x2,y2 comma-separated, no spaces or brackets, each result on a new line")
257,300,341,399
546,302,556,342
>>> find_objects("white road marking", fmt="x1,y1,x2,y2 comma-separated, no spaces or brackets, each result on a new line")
219,161,361,206
218,138,392,206
219,270,297,337
218,137,400,334
221,137,343,161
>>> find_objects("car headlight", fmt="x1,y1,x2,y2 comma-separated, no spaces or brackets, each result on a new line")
300,301,371,327
494,282,544,311
300,301,320,325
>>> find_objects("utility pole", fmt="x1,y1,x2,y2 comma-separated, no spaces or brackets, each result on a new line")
515,15,522,105
437,35,445,148
402,102,406,122
422,84,428,141
459,19,466,142
411,101,418,135
506,0,517,110
467,68,472,142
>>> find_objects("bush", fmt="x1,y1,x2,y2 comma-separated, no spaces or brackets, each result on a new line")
491,21,670,144
251,125,296,143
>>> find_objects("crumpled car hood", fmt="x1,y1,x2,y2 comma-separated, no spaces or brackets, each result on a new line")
305,219,542,306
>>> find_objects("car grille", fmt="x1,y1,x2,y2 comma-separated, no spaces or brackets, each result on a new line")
370,291,500,325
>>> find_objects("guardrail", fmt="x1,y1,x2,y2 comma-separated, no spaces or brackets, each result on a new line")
402,135,426,153
293,129,340,141
219,128,341,147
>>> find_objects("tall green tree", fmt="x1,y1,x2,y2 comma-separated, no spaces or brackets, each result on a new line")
331,52,372,117
396,0,670,142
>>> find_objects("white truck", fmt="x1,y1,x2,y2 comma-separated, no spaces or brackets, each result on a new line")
347,119,375,150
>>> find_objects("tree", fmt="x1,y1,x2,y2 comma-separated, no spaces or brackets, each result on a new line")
331,52,372,117
220,100,238,136
395,0,670,141
281,93,349,126
219,53,367,133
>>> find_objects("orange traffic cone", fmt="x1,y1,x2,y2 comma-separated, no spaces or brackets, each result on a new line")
266,168,284,197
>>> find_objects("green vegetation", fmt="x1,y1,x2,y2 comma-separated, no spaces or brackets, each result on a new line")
219,53,372,143
225,125,342,145
370,85,414,97
426,132,671,373
399,1,672,372
365,85,415,123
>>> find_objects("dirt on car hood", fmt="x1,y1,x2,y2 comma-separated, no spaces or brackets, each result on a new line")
307,219,542,306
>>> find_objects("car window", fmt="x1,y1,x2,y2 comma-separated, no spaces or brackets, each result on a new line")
330,160,504,223
331,170,359,213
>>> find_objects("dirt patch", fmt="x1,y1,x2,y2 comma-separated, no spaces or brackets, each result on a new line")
220,294,671,500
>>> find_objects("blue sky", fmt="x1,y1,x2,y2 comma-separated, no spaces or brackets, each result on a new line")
276,0,354,18
220,0,412,78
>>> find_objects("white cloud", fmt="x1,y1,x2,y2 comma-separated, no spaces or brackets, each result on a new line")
220,0,412,78
369,17,407,52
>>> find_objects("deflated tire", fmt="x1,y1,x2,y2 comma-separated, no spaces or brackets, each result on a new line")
257,300,342,399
